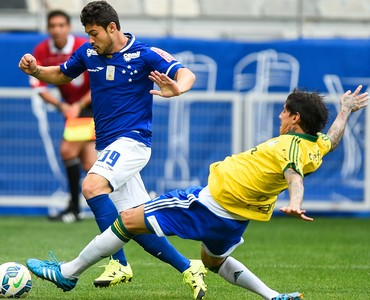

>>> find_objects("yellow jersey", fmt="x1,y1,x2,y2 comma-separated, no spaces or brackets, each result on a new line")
208,132,332,221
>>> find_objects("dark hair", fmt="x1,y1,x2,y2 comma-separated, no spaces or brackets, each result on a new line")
285,89,329,135
47,10,71,25
80,1,121,31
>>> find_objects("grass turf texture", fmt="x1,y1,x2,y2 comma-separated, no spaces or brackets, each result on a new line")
1,216,369,299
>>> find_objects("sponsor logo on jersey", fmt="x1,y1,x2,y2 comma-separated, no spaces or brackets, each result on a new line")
86,48,98,57
87,67,104,72
123,51,141,62
150,47,175,62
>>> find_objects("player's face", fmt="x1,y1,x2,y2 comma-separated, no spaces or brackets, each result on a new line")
85,24,114,55
279,105,297,134
48,16,71,49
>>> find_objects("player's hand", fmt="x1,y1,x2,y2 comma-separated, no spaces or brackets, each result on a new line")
18,53,38,75
149,71,181,97
56,102,68,117
279,206,314,221
341,85,368,113
65,102,82,118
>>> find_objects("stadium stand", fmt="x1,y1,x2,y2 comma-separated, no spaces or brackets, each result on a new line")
317,0,370,19
1,0,370,40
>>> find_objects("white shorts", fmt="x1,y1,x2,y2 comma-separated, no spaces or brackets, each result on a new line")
88,137,151,212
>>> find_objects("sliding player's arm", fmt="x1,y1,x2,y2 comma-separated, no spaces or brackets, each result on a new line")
327,85,368,151
279,168,313,221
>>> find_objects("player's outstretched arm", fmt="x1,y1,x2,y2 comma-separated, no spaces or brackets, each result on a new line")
327,85,368,151
280,168,314,221
19,53,72,85
149,68,196,98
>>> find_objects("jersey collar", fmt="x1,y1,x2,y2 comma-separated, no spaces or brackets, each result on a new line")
285,132,318,142
119,33,135,53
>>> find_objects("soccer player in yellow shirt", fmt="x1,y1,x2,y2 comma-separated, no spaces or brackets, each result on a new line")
27,85,368,300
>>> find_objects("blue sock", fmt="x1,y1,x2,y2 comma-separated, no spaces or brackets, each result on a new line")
133,234,190,273
87,194,128,266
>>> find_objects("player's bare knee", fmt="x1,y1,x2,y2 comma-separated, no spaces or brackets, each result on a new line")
82,174,111,199
120,210,134,231
120,208,146,234
82,180,102,199
82,180,93,198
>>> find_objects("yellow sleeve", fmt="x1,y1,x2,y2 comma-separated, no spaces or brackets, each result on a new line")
275,135,303,176
317,133,332,155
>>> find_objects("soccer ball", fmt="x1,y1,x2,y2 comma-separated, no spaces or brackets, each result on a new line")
0,262,32,298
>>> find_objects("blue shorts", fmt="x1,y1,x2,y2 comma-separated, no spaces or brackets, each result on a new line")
144,187,249,257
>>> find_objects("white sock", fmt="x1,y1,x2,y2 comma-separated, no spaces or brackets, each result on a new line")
218,256,279,300
61,227,125,278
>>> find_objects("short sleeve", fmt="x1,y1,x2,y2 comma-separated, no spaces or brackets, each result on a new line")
275,135,303,176
317,133,332,155
60,48,86,79
146,47,184,79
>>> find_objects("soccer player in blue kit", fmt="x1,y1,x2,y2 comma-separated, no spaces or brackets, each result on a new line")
19,1,206,299
24,86,368,299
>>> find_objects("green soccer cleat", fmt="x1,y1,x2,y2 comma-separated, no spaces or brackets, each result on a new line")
182,260,207,300
93,259,133,287
272,292,304,300
26,252,78,292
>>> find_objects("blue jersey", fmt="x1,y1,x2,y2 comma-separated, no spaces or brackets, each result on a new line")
60,33,184,150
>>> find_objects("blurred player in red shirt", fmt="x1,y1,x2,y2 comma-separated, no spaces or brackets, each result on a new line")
31,10,96,223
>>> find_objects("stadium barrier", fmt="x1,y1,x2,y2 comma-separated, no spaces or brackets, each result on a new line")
0,88,369,215
1,33,370,215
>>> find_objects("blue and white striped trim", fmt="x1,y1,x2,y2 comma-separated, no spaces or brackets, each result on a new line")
146,215,165,236
165,62,181,76
145,193,198,214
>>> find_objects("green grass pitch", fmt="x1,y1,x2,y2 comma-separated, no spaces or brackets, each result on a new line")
1,216,369,299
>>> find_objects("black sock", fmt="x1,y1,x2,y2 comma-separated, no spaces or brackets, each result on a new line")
64,158,81,214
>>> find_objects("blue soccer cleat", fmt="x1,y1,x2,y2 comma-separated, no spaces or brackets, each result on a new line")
272,292,304,300
26,252,78,292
